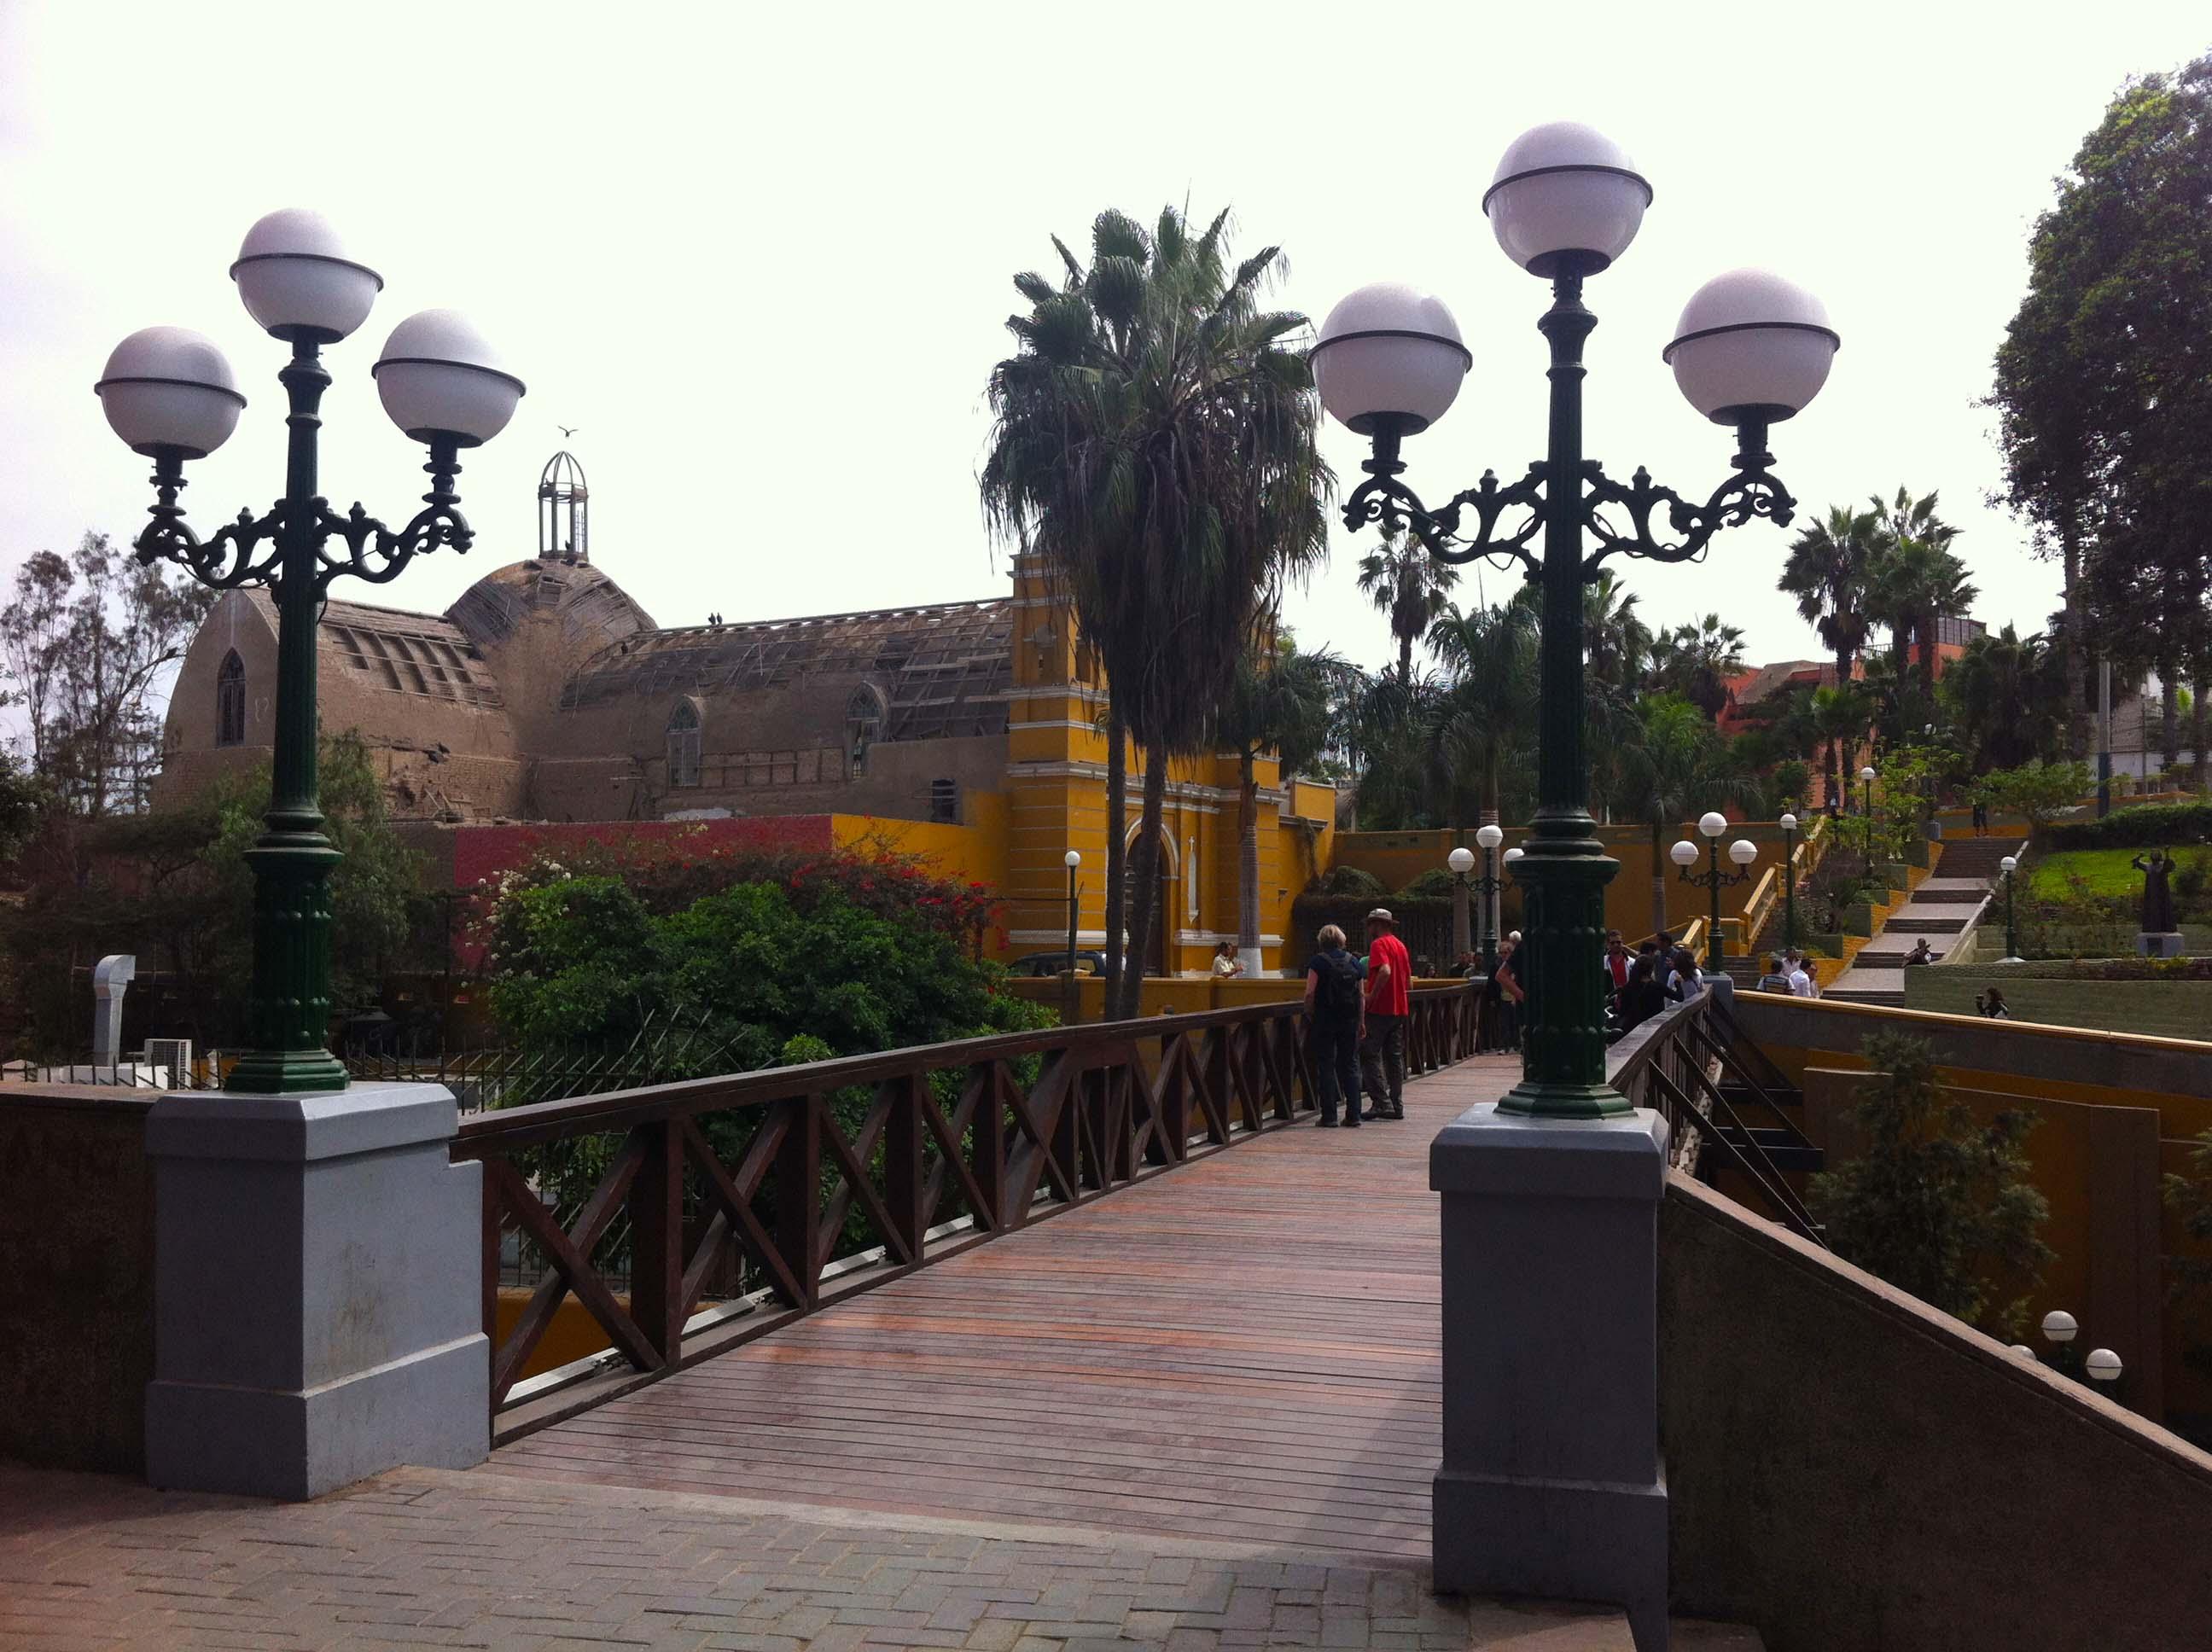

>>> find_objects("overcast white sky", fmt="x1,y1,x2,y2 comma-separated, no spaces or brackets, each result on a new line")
3,2,2205,705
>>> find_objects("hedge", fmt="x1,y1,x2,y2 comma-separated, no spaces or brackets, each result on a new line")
2045,800,2212,852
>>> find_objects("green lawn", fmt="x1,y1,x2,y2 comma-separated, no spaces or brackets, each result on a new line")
2026,847,2196,900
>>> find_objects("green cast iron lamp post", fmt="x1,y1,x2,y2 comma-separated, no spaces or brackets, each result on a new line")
96,209,525,1095
1860,764,1878,870
1063,849,1082,977
1778,811,1800,947
1671,817,1757,976
1999,854,2023,963
1313,122,1838,1117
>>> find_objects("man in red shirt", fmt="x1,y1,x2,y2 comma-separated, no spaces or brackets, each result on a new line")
1359,907,1413,1120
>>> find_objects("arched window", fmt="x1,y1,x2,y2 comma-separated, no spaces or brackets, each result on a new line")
216,650,246,747
847,686,885,777
666,700,701,788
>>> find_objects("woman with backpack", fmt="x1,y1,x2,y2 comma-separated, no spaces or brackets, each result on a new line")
1302,924,1366,1128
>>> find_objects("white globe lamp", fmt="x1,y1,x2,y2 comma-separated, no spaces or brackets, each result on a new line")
372,310,527,447
230,209,383,343
94,327,247,458
1483,122,1652,278
1311,282,1471,437
1476,823,1505,851
1662,269,1838,426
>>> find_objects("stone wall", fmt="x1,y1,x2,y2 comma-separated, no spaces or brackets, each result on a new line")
0,1090,156,1472
1660,1170,2212,1651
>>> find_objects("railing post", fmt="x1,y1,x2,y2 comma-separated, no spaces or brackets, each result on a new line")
969,1063,1005,1229
627,1120,684,1364
885,1073,923,1259
481,1170,503,1372
774,1093,822,1308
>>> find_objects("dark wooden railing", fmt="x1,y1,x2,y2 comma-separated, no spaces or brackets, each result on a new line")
455,985,1480,1433
1612,992,1824,1246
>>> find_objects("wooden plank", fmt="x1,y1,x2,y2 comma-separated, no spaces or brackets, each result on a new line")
493,1050,1521,1563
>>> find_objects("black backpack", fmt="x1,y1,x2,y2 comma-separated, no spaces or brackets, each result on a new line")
1319,951,1364,1020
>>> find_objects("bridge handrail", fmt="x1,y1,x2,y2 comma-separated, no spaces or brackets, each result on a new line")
457,983,1481,1426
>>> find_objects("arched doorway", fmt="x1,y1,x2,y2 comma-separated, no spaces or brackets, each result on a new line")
1125,823,1179,976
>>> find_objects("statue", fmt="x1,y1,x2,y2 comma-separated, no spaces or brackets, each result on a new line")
2133,850,2178,936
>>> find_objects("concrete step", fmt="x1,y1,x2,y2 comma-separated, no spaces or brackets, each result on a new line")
1886,916,1970,932
1914,889,1988,904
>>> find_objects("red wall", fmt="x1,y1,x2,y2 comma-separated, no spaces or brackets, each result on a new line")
449,815,835,892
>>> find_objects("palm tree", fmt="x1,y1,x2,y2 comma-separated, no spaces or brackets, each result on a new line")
1648,614,1748,719
981,206,1328,1018
1939,625,2063,771
1780,503,1881,688
1807,683,1870,808
1424,602,1541,829
1357,526,1458,683
1870,534,1978,704
1614,694,1760,939
1218,634,1336,969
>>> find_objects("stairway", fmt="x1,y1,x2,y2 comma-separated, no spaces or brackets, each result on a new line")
1825,835,2023,1005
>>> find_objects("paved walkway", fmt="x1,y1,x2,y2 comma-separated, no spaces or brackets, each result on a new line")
5,1057,1671,1652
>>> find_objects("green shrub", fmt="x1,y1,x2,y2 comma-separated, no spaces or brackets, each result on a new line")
2046,800,2212,852
1394,866,1456,900
1313,864,1386,898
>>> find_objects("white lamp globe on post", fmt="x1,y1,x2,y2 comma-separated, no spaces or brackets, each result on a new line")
2042,1310,2079,1345
1311,283,1472,439
1670,841,1699,868
94,328,247,459
372,310,527,448
1476,824,1505,852
1662,269,1838,429
1729,840,1758,868
1699,811,1728,840
1448,846,1476,875
1779,811,1798,834
1447,846,1478,964
1063,850,1081,870
1062,849,1082,980
2086,1348,2124,1385
2000,854,2023,963
230,208,383,343
1504,846,1525,865
1482,122,1652,279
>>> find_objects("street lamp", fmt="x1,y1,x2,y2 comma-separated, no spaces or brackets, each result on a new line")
96,209,523,1094
1860,764,1878,868
1778,811,1800,947
1453,825,1510,998
1063,849,1082,977
1448,845,1476,963
2086,1348,2124,1387
1314,122,1837,1118
1999,854,2023,963
1672,814,1757,975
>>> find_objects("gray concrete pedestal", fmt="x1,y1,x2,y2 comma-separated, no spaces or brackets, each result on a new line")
2138,931,2185,958
1431,1103,1670,1649
143,1083,488,1499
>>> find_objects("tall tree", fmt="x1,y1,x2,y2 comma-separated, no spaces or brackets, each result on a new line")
1217,635,1336,970
1647,614,1747,720
1868,528,1978,704
982,206,1328,1018
1423,601,1541,829
0,533,212,817
1356,526,1458,684
1780,503,1881,689
1989,56,2212,767
1806,683,1871,809
1614,693,1757,938
1938,624,2065,772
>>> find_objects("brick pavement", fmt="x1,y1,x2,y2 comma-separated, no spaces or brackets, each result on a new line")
0,1463,1637,1651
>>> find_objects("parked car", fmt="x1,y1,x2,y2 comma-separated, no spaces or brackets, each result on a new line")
1010,950,1108,978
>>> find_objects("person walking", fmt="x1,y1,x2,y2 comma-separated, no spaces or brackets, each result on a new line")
1493,932,1526,1053
1784,948,1818,998
1976,987,2011,1020
1602,930,1633,1012
1302,925,1365,1127
1755,953,1794,994
1359,908,1412,1120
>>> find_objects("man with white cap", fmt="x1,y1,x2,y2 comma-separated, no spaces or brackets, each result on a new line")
1359,907,1412,1120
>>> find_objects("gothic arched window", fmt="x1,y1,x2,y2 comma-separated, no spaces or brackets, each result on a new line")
216,650,246,747
847,686,885,777
667,700,701,788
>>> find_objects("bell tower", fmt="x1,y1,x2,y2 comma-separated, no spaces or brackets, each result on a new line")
538,448,589,563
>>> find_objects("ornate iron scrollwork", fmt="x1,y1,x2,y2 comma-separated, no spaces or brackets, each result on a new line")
1579,424,1797,574
1341,430,1547,575
131,445,474,596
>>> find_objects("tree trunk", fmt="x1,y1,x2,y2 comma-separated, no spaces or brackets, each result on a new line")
1103,707,1127,1007
1918,609,1939,704
2192,676,2209,793
1398,631,1414,685
2160,666,2181,776
2061,522,2088,760
1113,752,1172,1021
1237,753,1261,976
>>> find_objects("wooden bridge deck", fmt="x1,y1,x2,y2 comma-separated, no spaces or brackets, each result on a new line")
488,1053,1520,1564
